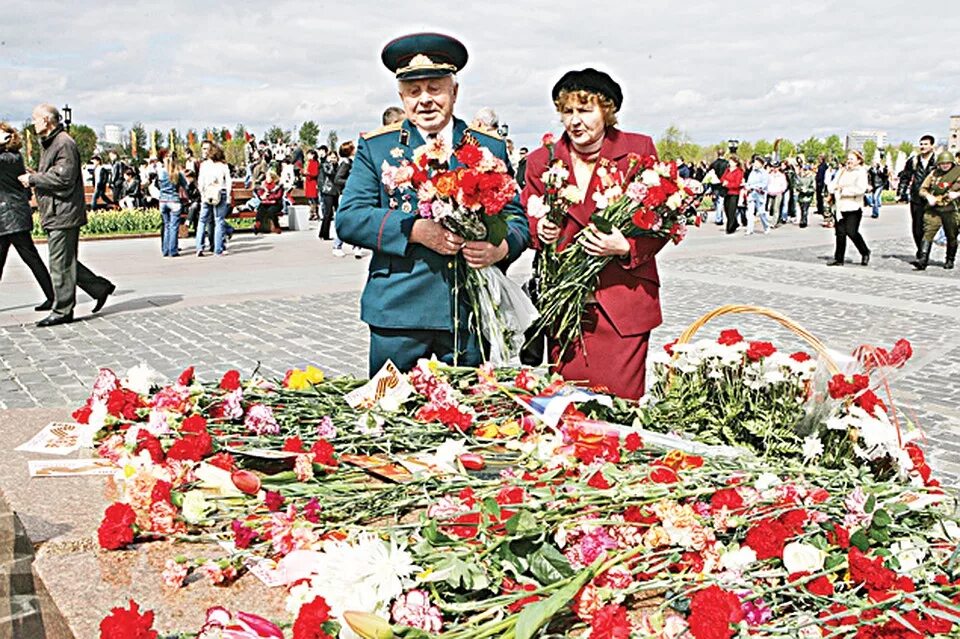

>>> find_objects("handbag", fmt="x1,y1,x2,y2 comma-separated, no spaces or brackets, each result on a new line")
201,182,223,206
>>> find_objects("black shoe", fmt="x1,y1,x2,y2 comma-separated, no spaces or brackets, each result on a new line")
861,253,870,266
92,283,116,314
36,312,74,327
826,260,844,266
34,299,53,312
799,223,808,228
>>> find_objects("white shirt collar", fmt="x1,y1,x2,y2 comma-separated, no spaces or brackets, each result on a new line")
417,118,454,150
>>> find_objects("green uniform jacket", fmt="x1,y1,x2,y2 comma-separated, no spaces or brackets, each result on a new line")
919,165,960,215
336,117,530,331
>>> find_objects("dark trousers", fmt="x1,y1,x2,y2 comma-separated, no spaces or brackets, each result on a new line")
910,199,927,250
319,194,337,239
0,231,54,302
369,326,480,376
799,201,811,226
47,227,114,317
256,203,283,232
834,209,870,262
91,189,113,209
724,194,740,234
815,183,826,215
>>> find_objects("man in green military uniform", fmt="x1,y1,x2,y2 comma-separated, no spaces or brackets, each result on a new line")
336,33,530,374
914,151,960,270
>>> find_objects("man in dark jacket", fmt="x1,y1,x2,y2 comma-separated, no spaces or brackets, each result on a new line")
708,149,729,224
19,104,115,326
108,149,126,204
899,135,937,257
815,155,828,216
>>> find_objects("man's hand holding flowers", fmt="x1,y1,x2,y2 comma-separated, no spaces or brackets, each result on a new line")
411,219,465,256
462,240,509,269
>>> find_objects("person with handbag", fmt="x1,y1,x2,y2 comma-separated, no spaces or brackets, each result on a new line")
196,144,231,256
826,150,871,266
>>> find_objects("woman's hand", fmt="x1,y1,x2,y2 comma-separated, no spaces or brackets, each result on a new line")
578,224,630,258
538,218,561,244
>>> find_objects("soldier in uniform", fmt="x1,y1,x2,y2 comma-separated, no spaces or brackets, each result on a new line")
913,151,960,270
336,33,530,374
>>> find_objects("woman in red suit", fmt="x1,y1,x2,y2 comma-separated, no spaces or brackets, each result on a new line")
522,68,667,400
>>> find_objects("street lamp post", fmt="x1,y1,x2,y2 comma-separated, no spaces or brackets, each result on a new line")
62,104,72,132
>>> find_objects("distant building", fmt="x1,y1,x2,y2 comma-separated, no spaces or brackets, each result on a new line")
950,115,960,154
103,124,122,146
846,130,887,152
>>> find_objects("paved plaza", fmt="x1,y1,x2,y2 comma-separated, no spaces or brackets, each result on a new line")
2,205,959,482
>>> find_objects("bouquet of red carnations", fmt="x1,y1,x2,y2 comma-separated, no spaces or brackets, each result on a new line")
533,154,703,353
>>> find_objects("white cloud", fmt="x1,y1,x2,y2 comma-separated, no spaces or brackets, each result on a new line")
1,0,958,149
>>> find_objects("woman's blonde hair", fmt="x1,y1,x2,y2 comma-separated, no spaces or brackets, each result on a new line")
848,149,864,164
554,89,618,127
265,169,278,182
0,122,23,153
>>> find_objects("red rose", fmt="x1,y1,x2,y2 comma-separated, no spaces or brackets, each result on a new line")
590,604,631,639
99,599,158,639
687,585,744,639
623,432,642,452
292,596,333,639
745,341,776,361
587,471,611,490
310,439,337,467
98,503,137,550
455,143,483,168
176,366,194,386
744,518,790,560
220,370,241,391
264,491,284,512
717,329,743,346
710,488,744,513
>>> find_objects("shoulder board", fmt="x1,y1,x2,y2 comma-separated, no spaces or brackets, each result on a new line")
467,126,502,141
362,122,404,141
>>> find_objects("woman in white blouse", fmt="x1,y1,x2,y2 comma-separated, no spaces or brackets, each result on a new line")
826,150,871,266
196,145,232,256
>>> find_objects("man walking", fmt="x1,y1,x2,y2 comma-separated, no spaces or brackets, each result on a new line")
336,32,529,373
708,148,729,224
89,155,113,210
815,154,828,217
19,104,115,326
900,135,937,257
108,149,126,205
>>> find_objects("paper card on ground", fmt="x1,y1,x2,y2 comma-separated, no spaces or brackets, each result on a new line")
16,421,91,455
231,447,299,460
28,458,116,477
341,453,416,483
245,556,286,587
343,360,413,410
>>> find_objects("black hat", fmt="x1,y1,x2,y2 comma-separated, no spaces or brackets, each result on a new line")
552,68,623,111
381,32,468,81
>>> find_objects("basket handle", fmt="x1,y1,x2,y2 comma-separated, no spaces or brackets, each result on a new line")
672,304,840,375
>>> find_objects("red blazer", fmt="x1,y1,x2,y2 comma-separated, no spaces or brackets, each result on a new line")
721,166,743,195
304,159,320,198
522,127,667,337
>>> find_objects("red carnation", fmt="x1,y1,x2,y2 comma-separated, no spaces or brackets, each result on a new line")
710,487,744,513
220,370,242,391
826,523,850,549
632,207,659,230
541,133,556,147
166,432,212,462
73,402,93,424
99,599,158,639
848,547,895,591
496,486,525,506
181,414,208,434
282,436,306,453
687,585,744,639
745,341,776,361
292,596,333,639
231,519,258,549
663,339,678,355
587,471,611,490
264,491,285,512
135,430,165,464
717,329,743,346
98,503,137,550
206,452,236,472
744,518,790,560
455,143,483,168
106,388,143,420
310,439,338,467
623,432,642,452
778,509,808,535
176,366,194,386
854,389,887,416
789,351,812,362
589,604,631,639
790,572,835,597
649,464,678,484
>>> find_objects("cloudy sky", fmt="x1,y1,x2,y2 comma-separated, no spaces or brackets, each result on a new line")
3,0,958,150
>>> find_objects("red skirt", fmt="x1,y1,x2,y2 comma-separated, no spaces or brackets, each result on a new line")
549,304,650,400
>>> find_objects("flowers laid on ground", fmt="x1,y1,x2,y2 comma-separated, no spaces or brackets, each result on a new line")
533,154,703,352
78,343,958,638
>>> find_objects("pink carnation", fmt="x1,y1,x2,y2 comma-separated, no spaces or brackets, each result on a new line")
392,590,443,633
244,404,279,435
161,559,189,589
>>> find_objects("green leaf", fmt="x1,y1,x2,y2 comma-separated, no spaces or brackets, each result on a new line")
850,529,870,552
433,556,490,591
529,544,575,585
483,214,508,247
825,554,846,572
514,567,594,639
864,493,876,514
482,497,501,520
505,510,538,536
872,509,892,529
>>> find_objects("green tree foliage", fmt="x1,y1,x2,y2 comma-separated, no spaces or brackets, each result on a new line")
70,124,98,164
233,123,247,140
734,141,754,162
824,135,845,160
797,136,825,162
265,126,290,144
776,138,797,160
753,139,774,158
126,122,148,161
898,141,915,158
326,130,339,151
299,121,320,148
223,139,247,168
862,139,877,164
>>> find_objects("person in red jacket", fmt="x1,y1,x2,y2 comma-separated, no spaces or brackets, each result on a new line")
522,68,666,400
720,156,744,235
255,170,283,234
303,149,320,220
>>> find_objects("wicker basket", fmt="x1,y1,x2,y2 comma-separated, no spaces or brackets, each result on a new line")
672,304,841,375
